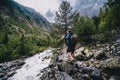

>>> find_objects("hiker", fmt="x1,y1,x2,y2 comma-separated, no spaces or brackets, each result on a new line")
66,31,77,57
70,32,77,57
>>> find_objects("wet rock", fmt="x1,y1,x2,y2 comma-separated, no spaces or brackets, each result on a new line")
49,63,55,68
82,67,92,73
43,55,50,60
91,68,102,80
57,64,64,71
7,62,16,68
109,75,120,80
0,59,24,79
103,67,120,76
40,66,73,80
2,66,8,71
0,77,7,80
59,72,73,80
7,71,16,77
117,51,120,55
0,73,4,78
0,64,3,68
16,61,25,66
81,74,91,80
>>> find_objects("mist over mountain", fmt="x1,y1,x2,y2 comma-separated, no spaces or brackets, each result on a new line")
74,0,107,16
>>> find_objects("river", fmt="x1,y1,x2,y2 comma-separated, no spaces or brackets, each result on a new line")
8,48,53,80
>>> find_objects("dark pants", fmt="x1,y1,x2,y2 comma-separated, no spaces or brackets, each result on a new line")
67,45,75,54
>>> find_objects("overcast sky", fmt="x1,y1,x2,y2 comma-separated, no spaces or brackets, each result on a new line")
14,0,107,22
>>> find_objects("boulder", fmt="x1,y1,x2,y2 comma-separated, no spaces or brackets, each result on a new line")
94,50,107,60
109,75,120,80
7,71,16,77
0,73,4,78
90,68,101,79
75,61,87,68
81,74,91,80
74,49,94,61
16,61,25,66
81,67,101,79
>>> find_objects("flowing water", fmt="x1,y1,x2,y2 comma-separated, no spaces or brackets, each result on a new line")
8,49,53,80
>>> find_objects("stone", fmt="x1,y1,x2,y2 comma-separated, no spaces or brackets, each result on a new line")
74,49,94,61
76,61,87,68
60,72,73,80
0,64,3,68
0,73,5,78
81,67,101,79
49,63,54,68
8,63,16,68
91,68,101,77
85,50,94,58
81,74,91,80
81,67,93,74
109,75,120,80
0,77,7,80
16,61,25,66
94,50,107,60
7,71,16,77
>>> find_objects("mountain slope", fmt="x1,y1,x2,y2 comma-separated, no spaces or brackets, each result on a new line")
0,0,52,63
0,0,50,35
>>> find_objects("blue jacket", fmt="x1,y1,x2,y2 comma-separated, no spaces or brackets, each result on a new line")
66,33,71,46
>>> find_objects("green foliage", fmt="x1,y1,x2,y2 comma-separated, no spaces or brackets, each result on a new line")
53,0,120,45
92,16,100,30
96,0,120,42
0,33,53,63
73,15,96,44
0,44,12,62
100,0,120,30
0,0,52,63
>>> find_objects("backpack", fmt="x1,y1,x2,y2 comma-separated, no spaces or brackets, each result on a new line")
66,33,71,39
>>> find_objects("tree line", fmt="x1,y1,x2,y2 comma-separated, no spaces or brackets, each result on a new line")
55,0,120,44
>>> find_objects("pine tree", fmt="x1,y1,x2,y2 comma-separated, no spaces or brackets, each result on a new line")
3,32,8,44
19,34,25,55
55,1,73,34
98,0,120,41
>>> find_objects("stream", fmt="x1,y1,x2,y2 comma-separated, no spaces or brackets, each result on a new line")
7,48,53,80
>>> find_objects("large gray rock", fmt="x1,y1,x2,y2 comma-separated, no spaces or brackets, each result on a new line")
0,73,4,78
76,61,86,67
81,67,102,80
7,71,16,77
94,50,107,60
109,75,120,80
74,49,94,61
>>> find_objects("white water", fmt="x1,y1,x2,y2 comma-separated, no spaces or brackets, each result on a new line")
8,49,53,80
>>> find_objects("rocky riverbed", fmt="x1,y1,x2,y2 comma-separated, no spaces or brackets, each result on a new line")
0,48,53,80
0,41,120,80
39,41,120,80
0,59,25,80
